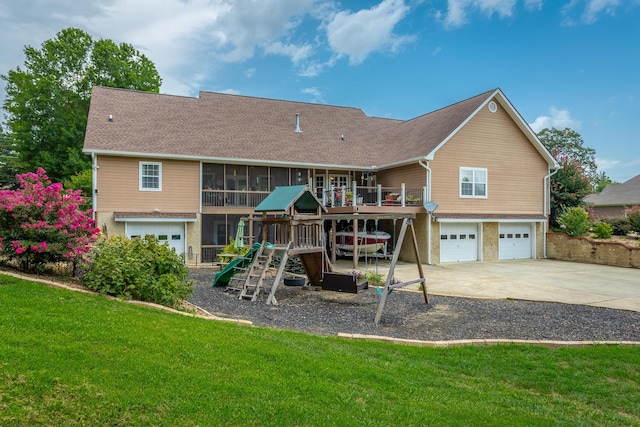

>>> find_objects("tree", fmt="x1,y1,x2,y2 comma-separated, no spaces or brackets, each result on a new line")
594,173,618,193
538,128,600,227
1,28,162,183
538,128,599,186
547,155,592,227
0,126,19,188
0,168,99,273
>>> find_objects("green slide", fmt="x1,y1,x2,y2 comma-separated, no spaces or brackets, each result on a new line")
212,243,261,287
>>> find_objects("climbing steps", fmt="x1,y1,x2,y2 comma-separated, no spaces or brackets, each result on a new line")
227,241,293,304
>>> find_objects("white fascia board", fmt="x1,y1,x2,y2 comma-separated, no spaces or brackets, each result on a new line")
83,149,372,171
436,217,546,223
115,217,197,223
424,89,559,169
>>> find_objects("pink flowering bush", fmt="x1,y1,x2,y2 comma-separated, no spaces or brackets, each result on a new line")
626,205,640,234
0,168,99,273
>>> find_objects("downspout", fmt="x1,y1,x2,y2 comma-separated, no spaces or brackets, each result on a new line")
419,159,432,264
91,152,98,221
543,168,559,258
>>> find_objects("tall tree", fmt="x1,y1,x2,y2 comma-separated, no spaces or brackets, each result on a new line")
1,28,162,183
538,128,595,227
538,128,599,185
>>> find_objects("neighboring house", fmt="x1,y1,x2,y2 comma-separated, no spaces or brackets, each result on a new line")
585,174,640,218
82,87,558,265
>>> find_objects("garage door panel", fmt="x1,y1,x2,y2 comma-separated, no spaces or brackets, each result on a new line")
440,223,478,263
127,222,185,255
499,223,532,260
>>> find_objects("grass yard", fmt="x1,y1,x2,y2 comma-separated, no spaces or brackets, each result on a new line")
1,273,639,426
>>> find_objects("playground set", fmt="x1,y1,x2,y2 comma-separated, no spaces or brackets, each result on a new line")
212,185,428,323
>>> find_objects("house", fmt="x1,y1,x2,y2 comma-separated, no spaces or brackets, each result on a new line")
82,86,558,265
585,174,640,218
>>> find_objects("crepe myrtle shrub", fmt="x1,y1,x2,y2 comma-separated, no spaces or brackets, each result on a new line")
0,168,99,273
81,234,192,307
625,206,640,234
558,206,590,237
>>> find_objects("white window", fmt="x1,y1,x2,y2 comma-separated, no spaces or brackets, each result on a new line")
140,162,162,191
460,167,487,198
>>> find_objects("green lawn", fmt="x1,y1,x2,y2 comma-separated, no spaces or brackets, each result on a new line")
1,273,639,426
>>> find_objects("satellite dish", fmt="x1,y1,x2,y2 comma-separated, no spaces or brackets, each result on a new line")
424,201,438,213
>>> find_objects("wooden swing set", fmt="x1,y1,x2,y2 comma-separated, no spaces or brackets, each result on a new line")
232,185,428,324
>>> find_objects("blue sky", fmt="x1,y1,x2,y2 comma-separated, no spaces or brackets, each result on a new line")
1,0,638,181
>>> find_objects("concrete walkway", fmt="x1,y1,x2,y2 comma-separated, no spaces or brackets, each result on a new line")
333,258,640,312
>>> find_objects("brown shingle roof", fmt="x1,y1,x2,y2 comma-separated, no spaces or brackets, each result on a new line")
83,87,497,168
585,174,640,206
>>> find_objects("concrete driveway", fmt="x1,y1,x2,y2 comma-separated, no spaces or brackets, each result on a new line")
335,259,640,312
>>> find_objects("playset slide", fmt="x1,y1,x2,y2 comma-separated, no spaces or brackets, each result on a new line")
212,243,261,287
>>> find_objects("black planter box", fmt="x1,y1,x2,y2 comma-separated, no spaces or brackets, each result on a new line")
321,272,368,293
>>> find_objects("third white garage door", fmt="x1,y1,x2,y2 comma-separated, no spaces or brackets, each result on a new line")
499,223,533,260
440,223,479,263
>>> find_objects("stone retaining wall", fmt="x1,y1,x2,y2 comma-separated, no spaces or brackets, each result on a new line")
547,232,640,269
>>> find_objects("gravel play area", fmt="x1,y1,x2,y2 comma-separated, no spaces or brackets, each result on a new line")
188,268,640,342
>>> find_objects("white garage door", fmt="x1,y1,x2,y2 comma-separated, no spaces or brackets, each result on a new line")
440,223,479,263
499,223,532,260
127,222,185,255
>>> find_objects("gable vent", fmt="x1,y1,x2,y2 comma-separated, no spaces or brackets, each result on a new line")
295,113,302,133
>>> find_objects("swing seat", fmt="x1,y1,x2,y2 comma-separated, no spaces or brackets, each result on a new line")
321,272,368,293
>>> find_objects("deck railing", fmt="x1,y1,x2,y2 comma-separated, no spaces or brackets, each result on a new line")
202,184,427,209
322,183,427,208
202,189,269,207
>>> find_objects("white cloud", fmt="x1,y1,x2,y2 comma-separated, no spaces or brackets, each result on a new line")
301,87,326,103
583,0,620,23
264,42,313,65
529,107,582,132
524,0,544,11
595,157,620,171
561,0,623,25
326,0,413,65
438,0,517,29
218,88,241,95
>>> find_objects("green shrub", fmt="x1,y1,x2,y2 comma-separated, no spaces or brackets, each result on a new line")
558,207,590,237
217,237,250,264
81,235,192,307
602,217,630,236
592,221,614,239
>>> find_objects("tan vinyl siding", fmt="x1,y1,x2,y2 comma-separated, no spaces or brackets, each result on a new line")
96,156,200,213
430,100,548,215
377,163,426,190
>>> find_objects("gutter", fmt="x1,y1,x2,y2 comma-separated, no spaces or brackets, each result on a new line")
91,152,98,221
543,167,560,259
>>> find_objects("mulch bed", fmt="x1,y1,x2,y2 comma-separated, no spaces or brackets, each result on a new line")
188,268,640,342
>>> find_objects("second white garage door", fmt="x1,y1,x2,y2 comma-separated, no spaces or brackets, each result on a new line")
440,223,479,263
499,223,533,260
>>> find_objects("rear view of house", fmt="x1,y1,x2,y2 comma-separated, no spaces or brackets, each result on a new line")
83,87,558,264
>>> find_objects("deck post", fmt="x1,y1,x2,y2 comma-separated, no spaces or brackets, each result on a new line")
377,184,382,207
